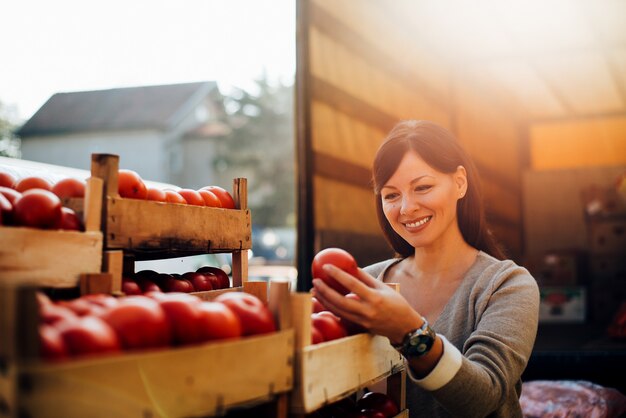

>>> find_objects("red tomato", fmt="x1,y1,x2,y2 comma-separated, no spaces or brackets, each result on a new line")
58,207,83,231
52,178,86,199
122,277,143,295
15,176,52,192
361,410,386,418
356,392,399,418
163,276,195,293
196,301,242,341
183,272,214,292
199,186,235,209
312,324,325,344
197,189,222,208
0,193,11,225
40,303,78,325
146,187,167,202
177,189,206,206
311,311,347,342
58,299,97,316
311,248,359,295
196,266,230,289
311,296,326,313
138,279,163,293
101,296,171,349
13,189,63,229
80,293,119,310
39,324,68,361
214,292,276,336
153,293,202,345
0,171,16,189
164,189,187,204
0,186,21,205
56,316,121,357
118,169,147,200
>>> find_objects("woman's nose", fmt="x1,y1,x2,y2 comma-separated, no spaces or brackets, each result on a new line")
400,195,419,215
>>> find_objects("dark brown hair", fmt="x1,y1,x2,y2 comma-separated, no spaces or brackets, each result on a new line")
372,120,505,259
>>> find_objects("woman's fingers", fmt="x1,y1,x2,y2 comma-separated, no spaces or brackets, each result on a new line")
321,264,380,299
312,279,364,320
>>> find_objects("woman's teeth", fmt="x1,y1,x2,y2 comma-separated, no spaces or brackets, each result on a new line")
406,216,431,228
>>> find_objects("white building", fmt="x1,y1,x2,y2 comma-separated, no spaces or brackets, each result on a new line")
16,82,230,189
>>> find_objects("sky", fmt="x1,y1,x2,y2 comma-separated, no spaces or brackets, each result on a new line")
0,0,296,122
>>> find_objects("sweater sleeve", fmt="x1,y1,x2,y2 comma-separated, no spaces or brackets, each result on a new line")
407,262,540,417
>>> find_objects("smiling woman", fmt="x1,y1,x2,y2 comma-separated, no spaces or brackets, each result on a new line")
311,120,540,418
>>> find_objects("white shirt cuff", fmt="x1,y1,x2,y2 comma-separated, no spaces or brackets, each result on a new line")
406,335,463,391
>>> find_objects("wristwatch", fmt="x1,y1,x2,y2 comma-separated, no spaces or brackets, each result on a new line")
392,319,437,358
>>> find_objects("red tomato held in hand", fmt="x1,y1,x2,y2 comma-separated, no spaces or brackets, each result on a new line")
214,292,276,336
56,316,121,357
118,169,147,200
196,266,230,289
197,189,222,208
196,301,242,341
356,392,399,418
15,176,52,192
164,189,187,204
0,171,16,189
13,189,63,229
154,293,202,345
311,324,325,344
52,178,86,199
311,311,348,342
311,248,359,295
199,186,235,209
101,296,171,349
146,187,167,202
59,207,83,231
183,272,214,292
177,189,206,206
39,324,68,361
311,297,326,313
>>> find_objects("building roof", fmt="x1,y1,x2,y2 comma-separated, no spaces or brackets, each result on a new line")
17,81,219,138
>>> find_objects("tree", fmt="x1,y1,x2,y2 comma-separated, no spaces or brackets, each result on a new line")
216,75,295,228
0,100,21,158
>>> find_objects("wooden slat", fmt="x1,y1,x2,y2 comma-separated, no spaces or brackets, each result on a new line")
309,0,449,113
105,197,251,252
0,229,103,288
311,76,397,134
289,291,404,413
314,151,372,189
18,331,294,418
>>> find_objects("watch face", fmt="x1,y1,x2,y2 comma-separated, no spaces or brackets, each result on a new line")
403,322,436,358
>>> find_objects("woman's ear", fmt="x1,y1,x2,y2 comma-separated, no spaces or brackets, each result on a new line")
455,165,468,197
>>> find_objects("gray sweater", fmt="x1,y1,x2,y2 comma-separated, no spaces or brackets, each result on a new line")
364,251,540,418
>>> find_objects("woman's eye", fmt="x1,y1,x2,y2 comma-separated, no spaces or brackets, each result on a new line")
382,193,398,201
415,185,432,192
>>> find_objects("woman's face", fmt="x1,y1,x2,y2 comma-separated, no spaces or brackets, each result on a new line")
380,150,466,250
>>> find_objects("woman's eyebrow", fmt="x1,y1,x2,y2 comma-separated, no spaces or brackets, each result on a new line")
382,175,433,190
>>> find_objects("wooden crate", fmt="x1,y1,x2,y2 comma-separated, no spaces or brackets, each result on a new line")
0,178,104,288
90,154,251,256
0,281,294,418
289,293,404,414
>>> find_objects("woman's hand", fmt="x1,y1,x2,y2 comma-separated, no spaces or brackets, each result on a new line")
311,264,423,344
